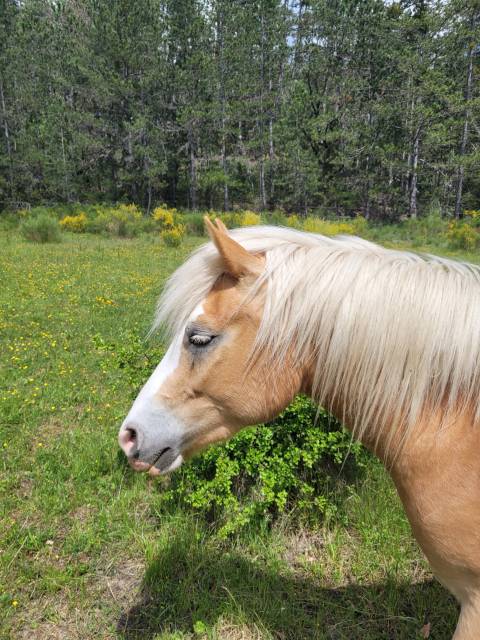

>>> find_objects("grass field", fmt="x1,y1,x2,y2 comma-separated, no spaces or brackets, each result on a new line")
0,230,469,639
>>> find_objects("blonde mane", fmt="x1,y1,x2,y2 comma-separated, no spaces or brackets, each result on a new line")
154,226,480,451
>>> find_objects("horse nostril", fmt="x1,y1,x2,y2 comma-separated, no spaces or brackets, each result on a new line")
119,426,139,457
127,429,141,459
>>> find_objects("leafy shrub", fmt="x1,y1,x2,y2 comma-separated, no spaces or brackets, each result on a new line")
264,210,288,226
20,214,61,243
239,210,261,226
152,205,177,229
182,212,207,236
300,216,367,237
398,211,448,247
183,210,262,234
464,209,480,226
88,204,142,237
139,216,156,233
444,221,480,250
120,221,141,238
59,212,87,233
0,211,21,232
302,217,355,236
217,212,239,228
285,214,301,229
162,224,185,247
350,215,368,235
18,205,55,220
22,203,99,221
166,396,365,535
215,210,263,228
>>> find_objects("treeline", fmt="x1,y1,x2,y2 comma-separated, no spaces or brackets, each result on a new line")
0,0,479,219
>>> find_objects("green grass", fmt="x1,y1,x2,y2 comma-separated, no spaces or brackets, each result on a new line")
0,229,469,639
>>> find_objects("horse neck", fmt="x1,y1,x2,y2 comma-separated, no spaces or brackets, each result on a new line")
299,358,412,468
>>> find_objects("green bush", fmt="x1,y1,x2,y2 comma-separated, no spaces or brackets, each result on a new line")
182,212,207,236
86,204,142,237
444,220,480,250
166,397,365,535
20,214,61,243
119,221,140,238
217,212,239,228
19,203,145,238
285,214,302,229
19,205,58,220
152,205,176,229
59,212,88,232
139,216,156,233
264,210,288,226
161,224,185,247
464,209,480,227
0,212,21,232
400,211,448,247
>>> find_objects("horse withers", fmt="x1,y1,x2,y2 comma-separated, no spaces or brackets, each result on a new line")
119,218,480,639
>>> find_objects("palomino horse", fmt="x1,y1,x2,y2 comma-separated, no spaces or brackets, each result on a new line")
119,218,480,639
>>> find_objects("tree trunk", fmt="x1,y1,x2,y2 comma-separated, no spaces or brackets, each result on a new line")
259,11,267,210
259,154,266,210
268,74,275,209
237,120,245,156
218,6,229,211
409,129,420,219
188,127,197,210
60,128,71,202
221,129,229,211
146,181,152,214
292,0,305,75
0,77,14,199
364,139,371,219
454,26,475,220
171,159,178,207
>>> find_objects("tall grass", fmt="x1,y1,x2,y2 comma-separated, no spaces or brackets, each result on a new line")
20,213,61,243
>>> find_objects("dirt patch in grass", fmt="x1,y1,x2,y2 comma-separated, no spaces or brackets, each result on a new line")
32,418,67,448
18,619,77,640
281,529,325,569
99,558,144,607
214,620,265,640
18,473,34,499
278,526,369,589
69,503,95,523
15,558,144,640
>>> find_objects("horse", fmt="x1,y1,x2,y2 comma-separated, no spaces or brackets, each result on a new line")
119,217,480,639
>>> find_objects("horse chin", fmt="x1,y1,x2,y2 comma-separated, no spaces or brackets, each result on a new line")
151,451,184,476
128,451,184,476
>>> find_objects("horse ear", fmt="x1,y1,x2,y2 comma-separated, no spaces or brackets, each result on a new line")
204,216,263,278
214,217,229,234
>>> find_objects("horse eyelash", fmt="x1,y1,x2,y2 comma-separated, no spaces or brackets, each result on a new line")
189,334,213,347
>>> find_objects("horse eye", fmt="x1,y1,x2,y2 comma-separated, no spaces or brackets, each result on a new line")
189,334,213,347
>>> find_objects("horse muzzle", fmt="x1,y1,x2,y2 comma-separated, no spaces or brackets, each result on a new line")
118,404,185,475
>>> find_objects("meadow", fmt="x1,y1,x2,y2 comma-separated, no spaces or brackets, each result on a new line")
0,217,475,639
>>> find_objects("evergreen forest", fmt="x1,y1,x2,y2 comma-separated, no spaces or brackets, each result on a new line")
0,0,479,219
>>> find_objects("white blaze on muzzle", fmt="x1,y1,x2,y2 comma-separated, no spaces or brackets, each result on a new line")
118,332,185,474
118,303,207,475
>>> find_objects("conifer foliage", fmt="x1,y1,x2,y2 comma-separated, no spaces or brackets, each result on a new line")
0,0,478,219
